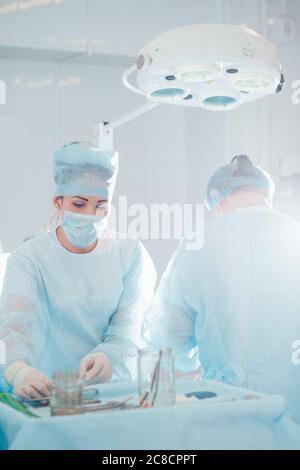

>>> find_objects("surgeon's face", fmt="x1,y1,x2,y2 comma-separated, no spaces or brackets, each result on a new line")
53,195,108,217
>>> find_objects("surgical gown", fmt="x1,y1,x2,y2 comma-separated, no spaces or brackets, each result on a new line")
144,207,300,423
0,229,156,382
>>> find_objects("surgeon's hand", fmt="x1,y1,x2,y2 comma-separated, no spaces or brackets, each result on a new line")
175,367,201,381
13,369,51,399
79,352,112,384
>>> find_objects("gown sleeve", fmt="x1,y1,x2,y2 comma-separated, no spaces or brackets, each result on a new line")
89,240,157,381
143,240,200,373
0,251,48,377
144,235,246,384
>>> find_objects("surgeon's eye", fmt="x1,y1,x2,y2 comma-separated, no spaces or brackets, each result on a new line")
72,202,85,208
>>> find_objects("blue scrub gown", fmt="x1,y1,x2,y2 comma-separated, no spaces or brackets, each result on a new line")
145,207,300,423
0,229,156,381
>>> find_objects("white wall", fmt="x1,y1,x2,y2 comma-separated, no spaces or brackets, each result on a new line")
0,57,188,275
0,0,224,55
186,0,300,205
0,0,300,276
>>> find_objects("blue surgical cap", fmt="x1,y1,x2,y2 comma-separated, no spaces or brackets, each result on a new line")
206,155,275,210
53,141,118,199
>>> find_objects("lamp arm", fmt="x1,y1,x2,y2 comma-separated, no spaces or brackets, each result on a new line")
93,101,161,150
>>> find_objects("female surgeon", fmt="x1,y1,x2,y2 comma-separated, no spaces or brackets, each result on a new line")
0,142,156,399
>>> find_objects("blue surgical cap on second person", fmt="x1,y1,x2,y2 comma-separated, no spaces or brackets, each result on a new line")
206,154,275,210
53,141,118,200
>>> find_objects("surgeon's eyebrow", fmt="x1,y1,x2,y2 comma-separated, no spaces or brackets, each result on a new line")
72,196,107,203
72,196,88,201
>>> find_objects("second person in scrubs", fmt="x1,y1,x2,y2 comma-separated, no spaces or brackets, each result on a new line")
144,154,300,423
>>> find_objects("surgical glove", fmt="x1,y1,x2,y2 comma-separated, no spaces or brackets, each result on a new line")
175,367,201,380
79,352,112,384
4,361,51,399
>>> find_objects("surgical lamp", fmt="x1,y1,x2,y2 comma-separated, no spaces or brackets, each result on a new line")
94,24,284,150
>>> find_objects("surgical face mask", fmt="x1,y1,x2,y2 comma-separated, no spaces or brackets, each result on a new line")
61,210,106,248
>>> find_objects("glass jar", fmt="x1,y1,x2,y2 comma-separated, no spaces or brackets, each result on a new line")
50,372,83,416
138,348,175,408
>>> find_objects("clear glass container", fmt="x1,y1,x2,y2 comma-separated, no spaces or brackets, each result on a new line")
50,372,83,416
138,348,175,408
